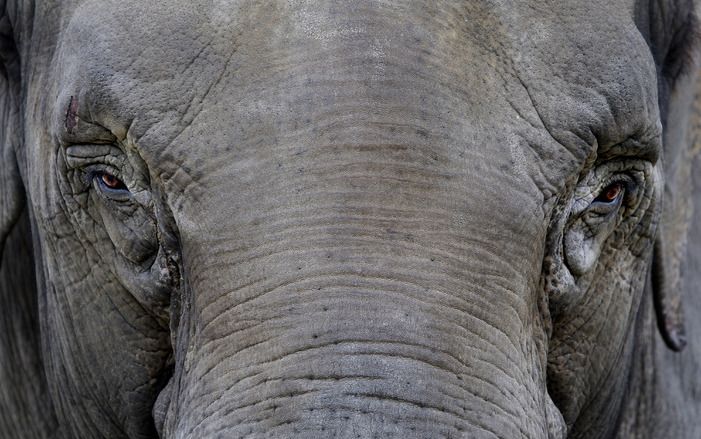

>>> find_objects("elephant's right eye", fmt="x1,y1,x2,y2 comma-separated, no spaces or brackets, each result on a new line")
91,170,132,201
64,144,134,198
96,171,128,192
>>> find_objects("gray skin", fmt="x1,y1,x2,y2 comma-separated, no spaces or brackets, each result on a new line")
0,0,699,438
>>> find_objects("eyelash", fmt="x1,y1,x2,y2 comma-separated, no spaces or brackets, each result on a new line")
593,180,626,205
584,174,640,219
95,171,128,191
85,168,130,199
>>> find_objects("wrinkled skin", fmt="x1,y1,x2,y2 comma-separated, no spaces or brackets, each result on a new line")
0,0,700,438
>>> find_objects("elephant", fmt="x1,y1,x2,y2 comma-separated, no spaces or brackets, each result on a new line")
0,0,700,437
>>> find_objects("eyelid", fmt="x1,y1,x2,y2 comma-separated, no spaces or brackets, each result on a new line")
92,171,133,201
95,171,128,191
65,144,124,169
586,177,637,218
595,133,661,164
595,174,633,196
593,181,625,204
589,192,623,214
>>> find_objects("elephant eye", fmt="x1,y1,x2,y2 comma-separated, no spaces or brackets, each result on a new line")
593,181,625,205
95,171,128,192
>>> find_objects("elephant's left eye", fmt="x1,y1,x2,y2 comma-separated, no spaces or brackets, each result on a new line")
593,181,625,205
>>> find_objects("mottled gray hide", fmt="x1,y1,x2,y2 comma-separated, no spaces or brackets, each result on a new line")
0,0,700,438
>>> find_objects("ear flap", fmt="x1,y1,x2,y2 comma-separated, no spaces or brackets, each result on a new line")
0,142,23,259
0,6,61,436
0,11,24,256
652,62,701,352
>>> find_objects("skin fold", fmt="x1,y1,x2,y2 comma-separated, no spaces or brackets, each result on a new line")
0,0,699,438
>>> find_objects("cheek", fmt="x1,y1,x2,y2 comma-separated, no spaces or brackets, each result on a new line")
542,165,660,431
32,217,173,437
31,140,176,435
563,217,618,276
546,245,652,429
91,190,158,265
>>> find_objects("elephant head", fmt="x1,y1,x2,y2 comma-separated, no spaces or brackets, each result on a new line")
0,1,699,438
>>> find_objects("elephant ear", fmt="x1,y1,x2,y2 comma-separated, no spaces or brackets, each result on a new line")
0,6,58,438
650,11,701,352
652,82,698,352
0,9,24,255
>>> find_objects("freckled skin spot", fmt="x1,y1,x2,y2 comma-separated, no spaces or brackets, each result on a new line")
64,95,79,134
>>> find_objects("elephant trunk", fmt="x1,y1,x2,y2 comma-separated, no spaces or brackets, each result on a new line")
149,97,566,436
155,230,564,437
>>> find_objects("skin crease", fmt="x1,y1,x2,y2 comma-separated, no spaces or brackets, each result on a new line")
0,0,699,438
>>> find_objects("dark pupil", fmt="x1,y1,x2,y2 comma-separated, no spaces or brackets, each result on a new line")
600,183,622,202
101,173,123,189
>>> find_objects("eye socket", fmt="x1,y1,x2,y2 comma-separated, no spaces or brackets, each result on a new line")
95,171,129,192
593,181,625,205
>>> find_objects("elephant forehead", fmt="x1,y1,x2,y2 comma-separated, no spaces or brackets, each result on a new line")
56,0,659,201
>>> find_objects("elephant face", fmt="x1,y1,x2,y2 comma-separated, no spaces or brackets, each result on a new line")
0,0,698,438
